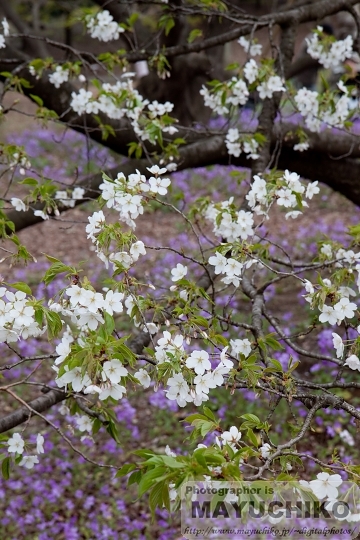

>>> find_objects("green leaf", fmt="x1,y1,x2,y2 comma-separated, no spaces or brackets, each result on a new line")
203,406,216,422
241,414,260,424
264,333,284,351
192,316,209,328
19,177,38,186
269,359,284,372
133,448,156,459
138,467,167,496
106,419,120,443
246,428,259,448
104,312,115,335
116,463,137,478
92,418,102,435
8,282,32,295
160,456,185,469
43,309,62,340
149,480,167,518
212,334,228,346
43,261,76,286
188,29,203,43
2,456,10,480
30,94,44,107
200,420,216,437
128,469,142,486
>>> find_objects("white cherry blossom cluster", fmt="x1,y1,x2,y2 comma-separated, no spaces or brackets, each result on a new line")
204,197,254,242
107,240,147,272
256,75,285,100
123,295,159,334
294,82,352,132
322,82,350,127
243,59,258,84
331,332,360,372
0,18,9,49
208,251,244,288
156,332,233,406
48,290,153,401
85,166,169,268
56,358,127,401
318,295,357,326
306,28,353,69
200,77,249,115
70,75,178,142
48,66,70,88
7,432,44,470
148,100,174,117
238,36,262,56
286,474,360,523
55,187,85,208
200,85,231,115
9,151,31,172
294,87,320,132
0,289,45,344
96,77,144,120
225,128,259,159
244,59,285,100
246,170,319,217
293,141,309,152
201,66,284,116
86,9,124,42
99,166,170,229
49,285,124,332
320,244,360,272
70,88,99,115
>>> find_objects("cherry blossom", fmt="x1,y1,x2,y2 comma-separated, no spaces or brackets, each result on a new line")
259,443,271,459
309,472,342,500
102,360,128,384
230,338,252,358
10,197,26,211
76,415,93,433
332,333,344,359
36,434,45,454
134,368,151,388
221,426,241,445
19,456,39,469
344,355,360,371
171,263,188,282
7,433,25,454
186,350,211,375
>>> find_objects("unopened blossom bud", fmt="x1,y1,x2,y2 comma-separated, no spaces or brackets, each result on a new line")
169,285,177,291
165,319,170,327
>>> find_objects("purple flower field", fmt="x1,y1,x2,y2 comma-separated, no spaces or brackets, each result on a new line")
1,126,360,539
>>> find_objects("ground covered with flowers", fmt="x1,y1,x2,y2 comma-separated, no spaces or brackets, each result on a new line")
1,119,360,539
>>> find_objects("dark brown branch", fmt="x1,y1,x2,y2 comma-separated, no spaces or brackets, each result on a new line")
1,3,48,58
4,0,360,65
0,388,66,434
